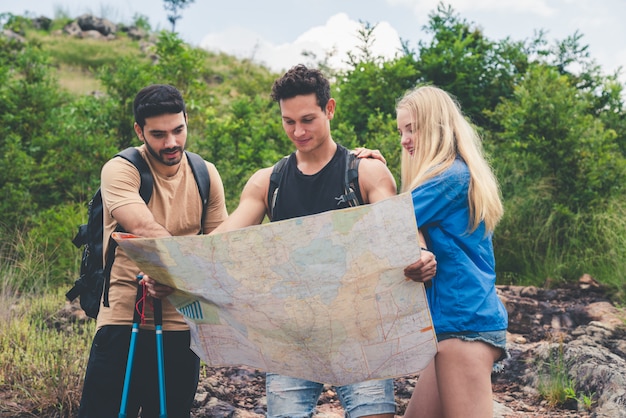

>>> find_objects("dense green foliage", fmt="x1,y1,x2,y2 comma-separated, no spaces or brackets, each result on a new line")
1,4,625,304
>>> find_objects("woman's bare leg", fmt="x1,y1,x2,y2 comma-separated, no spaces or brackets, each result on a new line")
403,339,500,418
403,359,442,418
435,339,501,418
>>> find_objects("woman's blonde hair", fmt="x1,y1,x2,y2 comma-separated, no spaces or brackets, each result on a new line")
397,85,503,232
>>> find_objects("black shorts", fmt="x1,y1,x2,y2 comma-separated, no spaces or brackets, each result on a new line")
78,325,200,418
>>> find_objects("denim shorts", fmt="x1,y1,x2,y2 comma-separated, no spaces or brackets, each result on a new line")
437,329,509,372
265,373,396,417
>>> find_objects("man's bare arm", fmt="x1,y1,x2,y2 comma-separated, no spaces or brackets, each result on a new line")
211,167,273,234
356,157,397,203
112,203,171,238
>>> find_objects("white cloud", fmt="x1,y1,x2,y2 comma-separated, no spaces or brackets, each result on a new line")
199,13,403,73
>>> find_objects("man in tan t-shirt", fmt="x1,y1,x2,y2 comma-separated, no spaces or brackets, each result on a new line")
78,84,228,418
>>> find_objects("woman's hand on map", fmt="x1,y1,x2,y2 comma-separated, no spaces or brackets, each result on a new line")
404,249,437,283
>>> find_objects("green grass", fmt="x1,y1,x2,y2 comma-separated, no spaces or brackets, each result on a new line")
1,229,94,416
0,289,95,416
534,336,598,411
0,229,51,297
55,64,103,95
495,185,626,304
31,32,149,68
22,28,152,96
535,341,578,408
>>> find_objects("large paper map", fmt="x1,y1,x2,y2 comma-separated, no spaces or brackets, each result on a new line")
113,192,437,386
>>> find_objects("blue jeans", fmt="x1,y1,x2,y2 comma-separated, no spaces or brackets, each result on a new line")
266,373,396,418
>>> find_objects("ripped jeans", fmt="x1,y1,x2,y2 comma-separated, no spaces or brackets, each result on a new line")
266,373,396,418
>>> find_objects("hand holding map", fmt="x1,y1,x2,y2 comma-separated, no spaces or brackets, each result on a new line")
113,192,437,385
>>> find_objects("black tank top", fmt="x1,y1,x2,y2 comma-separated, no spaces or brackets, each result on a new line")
272,145,360,222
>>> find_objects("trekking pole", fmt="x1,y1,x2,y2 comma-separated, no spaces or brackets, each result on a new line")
153,296,167,418
119,274,145,418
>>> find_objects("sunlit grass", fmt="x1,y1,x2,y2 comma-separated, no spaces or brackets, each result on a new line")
535,339,577,408
496,186,626,304
29,32,151,69
56,64,103,95
1,231,94,416
0,289,95,416
533,335,598,411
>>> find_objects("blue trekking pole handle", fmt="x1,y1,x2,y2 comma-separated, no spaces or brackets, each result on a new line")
153,297,167,418
118,274,145,418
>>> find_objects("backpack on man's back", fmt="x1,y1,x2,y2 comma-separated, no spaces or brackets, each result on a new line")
66,148,210,319
267,151,362,220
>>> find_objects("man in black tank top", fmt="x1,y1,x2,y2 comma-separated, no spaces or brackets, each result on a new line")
207,65,436,418
270,144,360,221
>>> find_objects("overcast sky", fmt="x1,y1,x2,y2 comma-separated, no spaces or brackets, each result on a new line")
3,0,625,84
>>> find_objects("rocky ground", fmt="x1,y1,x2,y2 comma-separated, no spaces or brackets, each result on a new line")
192,277,626,417
3,277,623,417
190,364,591,418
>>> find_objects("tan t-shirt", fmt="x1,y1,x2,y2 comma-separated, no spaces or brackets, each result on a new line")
97,146,228,330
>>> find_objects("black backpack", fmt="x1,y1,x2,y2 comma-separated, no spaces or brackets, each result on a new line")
66,147,210,319
267,150,361,220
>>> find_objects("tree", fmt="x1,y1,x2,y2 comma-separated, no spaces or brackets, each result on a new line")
162,0,195,33
0,38,69,225
490,63,626,285
532,31,626,156
415,3,528,128
334,21,418,141
493,64,624,213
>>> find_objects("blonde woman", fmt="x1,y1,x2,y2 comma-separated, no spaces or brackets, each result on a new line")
398,86,508,418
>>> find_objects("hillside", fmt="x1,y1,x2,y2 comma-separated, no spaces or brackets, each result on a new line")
4,13,277,100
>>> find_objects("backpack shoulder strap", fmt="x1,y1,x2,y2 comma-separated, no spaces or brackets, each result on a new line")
342,151,362,207
185,151,211,233
100,147,154,310
268,156,290,221
116,147,153,203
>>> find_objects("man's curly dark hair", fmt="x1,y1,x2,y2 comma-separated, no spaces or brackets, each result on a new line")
270,64,331,110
